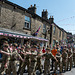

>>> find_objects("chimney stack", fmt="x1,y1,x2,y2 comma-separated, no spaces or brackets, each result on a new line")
28,4,36,14
42,9,48,19
49,16,54,24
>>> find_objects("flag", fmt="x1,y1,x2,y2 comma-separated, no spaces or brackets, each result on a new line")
33,25,41,36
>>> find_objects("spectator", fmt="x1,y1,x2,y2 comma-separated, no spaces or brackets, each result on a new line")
51,46,57,71
42,46,46,53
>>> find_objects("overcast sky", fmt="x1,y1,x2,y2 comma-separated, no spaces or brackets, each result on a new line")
8,0,75,34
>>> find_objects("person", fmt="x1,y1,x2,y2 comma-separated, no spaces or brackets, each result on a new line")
0,44,10,75
36,46,43,74
51,46,57,70
56,44,60,51
64,45,68,53
62,48,68,72
54,49,62,73
42,46,46,53
9,44,13,52
20,45,31,75
73,47,75,67
29,45,37,75
17,45,25,75
67,48,73,71
43,47,58,75
6,43,24,75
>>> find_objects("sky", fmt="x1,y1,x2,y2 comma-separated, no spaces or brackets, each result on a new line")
8,0,75,34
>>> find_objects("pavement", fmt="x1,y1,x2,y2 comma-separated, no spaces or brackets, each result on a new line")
0,60,75,75
63,68,75,75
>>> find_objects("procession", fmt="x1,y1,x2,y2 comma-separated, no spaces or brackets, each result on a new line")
0,0,75,75
0,40,75,75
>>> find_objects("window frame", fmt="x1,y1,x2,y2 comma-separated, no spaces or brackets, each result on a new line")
43,24,46,34
24,16,31,29
53,26,56,35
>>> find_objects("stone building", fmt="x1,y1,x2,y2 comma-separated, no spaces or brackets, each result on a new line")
0,0,68,48
0,0,48,47
49,17,67,47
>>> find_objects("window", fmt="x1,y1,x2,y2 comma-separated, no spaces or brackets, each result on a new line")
0,5,1,23
24,16,30,29
62,32,64,39
53,40,56,46
59,31,61,37
0,5,1,16
53,26,56,35
43,24,46,34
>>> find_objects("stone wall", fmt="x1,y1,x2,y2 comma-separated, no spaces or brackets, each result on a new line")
51,23,67,46
0,2,31,35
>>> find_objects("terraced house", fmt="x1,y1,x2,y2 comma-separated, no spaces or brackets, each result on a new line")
0,0,67,48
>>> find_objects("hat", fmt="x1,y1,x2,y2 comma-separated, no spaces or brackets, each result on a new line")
26,45,30,49
38,46,41,49
21,45,25,48
31,45,37,48
3,44,9,47
12,43,18,47
64,45,67,47
63,48,66,51
56,44,59,46
4,41,8,44
46,47,50,50
57,49,60,52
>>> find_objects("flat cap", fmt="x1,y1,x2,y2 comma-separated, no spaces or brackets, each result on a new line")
12,43,18,47
31,45,37,48
46,47,50,50
38,46,41,49
4,41,8,44
26,45,31,49
3,44,9,47
21,45,25,48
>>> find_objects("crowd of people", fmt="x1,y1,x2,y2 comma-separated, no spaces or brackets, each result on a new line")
0,41,75,75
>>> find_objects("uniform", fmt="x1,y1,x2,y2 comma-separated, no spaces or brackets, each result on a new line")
29,45,37,75
20,51,30,75
6,49,18,75
67,49,73,70
18,49,25,75
36,50,43,73
6,43,22,75
0,44,10,75
43,47,56,75
54,51,62,73
62,49,68,71
73,49,75,67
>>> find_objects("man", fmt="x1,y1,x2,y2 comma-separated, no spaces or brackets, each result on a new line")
56,44,60,51
6,43,24,75
62,48,68,72
0,44,10,75
54,49,62,73
29,45,37,75
67,48,73,71
43,47,58,75
17,45,25,74
36,46,43,74
51,46,57,70
73,48,75,67
20,45,31,75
